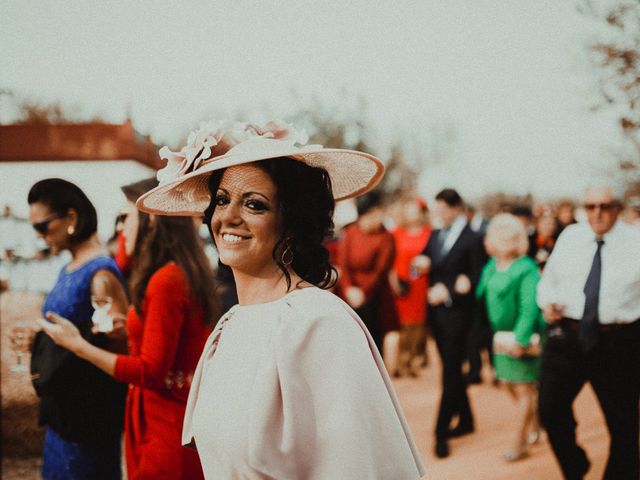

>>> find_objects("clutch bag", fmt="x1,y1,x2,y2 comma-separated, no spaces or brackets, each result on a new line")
493,331,541,357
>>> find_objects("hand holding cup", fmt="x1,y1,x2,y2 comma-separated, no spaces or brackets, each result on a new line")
411,255,431,275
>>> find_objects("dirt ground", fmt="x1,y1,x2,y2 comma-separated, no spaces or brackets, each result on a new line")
1,291,609,479
1,291,45,479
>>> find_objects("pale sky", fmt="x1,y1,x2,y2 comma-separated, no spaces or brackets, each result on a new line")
1,0,627,201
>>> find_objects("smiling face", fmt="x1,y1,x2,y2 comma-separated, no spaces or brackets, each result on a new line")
210,165,283,278
28,202,71,254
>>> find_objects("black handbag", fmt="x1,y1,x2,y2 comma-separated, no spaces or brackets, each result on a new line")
30,327,127,444
30,330,73,397
30,321,95,396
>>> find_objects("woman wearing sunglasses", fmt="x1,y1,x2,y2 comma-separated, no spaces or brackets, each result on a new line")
12,178,129,479
37,177,218,479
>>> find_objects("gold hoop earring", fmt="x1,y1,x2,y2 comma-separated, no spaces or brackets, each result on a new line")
281,244,294,266
67,225,75,235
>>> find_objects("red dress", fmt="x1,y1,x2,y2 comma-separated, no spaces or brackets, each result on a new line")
337,223,398,334
391,227,432,325
114,263,210,480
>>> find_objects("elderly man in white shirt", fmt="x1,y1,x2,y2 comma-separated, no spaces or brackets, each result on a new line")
537,183,640,480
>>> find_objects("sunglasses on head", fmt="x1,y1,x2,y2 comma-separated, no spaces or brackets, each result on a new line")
32,212,64,234
583,202,618,212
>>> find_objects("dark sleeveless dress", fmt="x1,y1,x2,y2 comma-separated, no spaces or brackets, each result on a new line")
34,256,127,480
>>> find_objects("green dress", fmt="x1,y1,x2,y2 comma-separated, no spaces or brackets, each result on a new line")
476,256,545,383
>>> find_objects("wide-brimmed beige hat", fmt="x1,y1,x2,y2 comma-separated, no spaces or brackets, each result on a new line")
136,120,385,216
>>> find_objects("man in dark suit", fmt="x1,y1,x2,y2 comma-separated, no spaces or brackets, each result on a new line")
413,188,486,458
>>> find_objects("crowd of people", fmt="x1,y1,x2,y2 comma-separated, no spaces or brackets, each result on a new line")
334,183,639,479
3,118,639,480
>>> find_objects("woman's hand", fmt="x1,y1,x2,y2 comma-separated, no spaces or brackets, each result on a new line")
388,271,405,297
508,343,526,358
37,312,88,355
411,255,431,275
345,286,366,309
96,313,127,341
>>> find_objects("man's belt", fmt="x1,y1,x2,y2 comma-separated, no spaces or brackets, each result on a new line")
560,318,638,333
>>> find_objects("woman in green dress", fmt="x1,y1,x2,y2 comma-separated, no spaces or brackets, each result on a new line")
476,213,545,462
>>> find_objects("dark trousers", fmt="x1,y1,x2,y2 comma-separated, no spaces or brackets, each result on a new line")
431,306,474,440
466,312,494,379
539,319,640,480
356,300,384,358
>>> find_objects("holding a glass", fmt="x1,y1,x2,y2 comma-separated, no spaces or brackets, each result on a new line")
8,179,129,480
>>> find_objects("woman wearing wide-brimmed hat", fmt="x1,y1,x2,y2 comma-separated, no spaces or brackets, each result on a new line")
58,120,425,478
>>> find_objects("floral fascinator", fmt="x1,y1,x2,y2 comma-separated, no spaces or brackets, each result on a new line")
136,120,384,216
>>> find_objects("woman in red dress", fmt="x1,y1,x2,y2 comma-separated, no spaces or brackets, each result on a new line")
38,178,218,480
337,192,398,357
390,198,431,377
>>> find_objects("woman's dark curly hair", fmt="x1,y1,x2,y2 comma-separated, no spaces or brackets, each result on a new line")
203,157,337,290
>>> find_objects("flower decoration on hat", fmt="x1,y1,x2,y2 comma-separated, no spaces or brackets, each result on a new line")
156,119,310,185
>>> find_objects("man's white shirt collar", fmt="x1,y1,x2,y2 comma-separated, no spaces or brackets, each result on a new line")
441,214,468,255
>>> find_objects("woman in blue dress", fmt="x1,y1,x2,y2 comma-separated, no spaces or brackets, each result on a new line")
15,179,129,479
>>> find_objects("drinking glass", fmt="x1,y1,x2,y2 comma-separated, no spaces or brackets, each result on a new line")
91,296,114,332
10,325,30,372
91,295,113,312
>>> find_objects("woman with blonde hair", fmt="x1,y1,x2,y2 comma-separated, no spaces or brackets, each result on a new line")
476,213,545,461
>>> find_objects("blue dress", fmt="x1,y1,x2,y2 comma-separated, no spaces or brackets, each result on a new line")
38,256,126,480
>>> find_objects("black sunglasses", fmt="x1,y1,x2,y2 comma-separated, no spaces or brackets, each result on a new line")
116,213,129,224
583,202,619,212
32,212,64,234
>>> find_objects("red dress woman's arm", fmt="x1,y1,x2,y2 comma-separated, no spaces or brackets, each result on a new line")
114,264,189,389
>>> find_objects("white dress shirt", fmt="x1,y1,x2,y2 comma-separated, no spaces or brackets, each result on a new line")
440,214,468,257
537,220,640,324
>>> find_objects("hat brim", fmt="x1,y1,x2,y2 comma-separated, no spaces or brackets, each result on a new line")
136,147,385,216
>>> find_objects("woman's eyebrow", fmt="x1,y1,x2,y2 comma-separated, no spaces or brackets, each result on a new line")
217,187,272,202
241,191,271,202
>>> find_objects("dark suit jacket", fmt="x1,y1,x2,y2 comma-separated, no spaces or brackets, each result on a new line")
421,224,487,312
